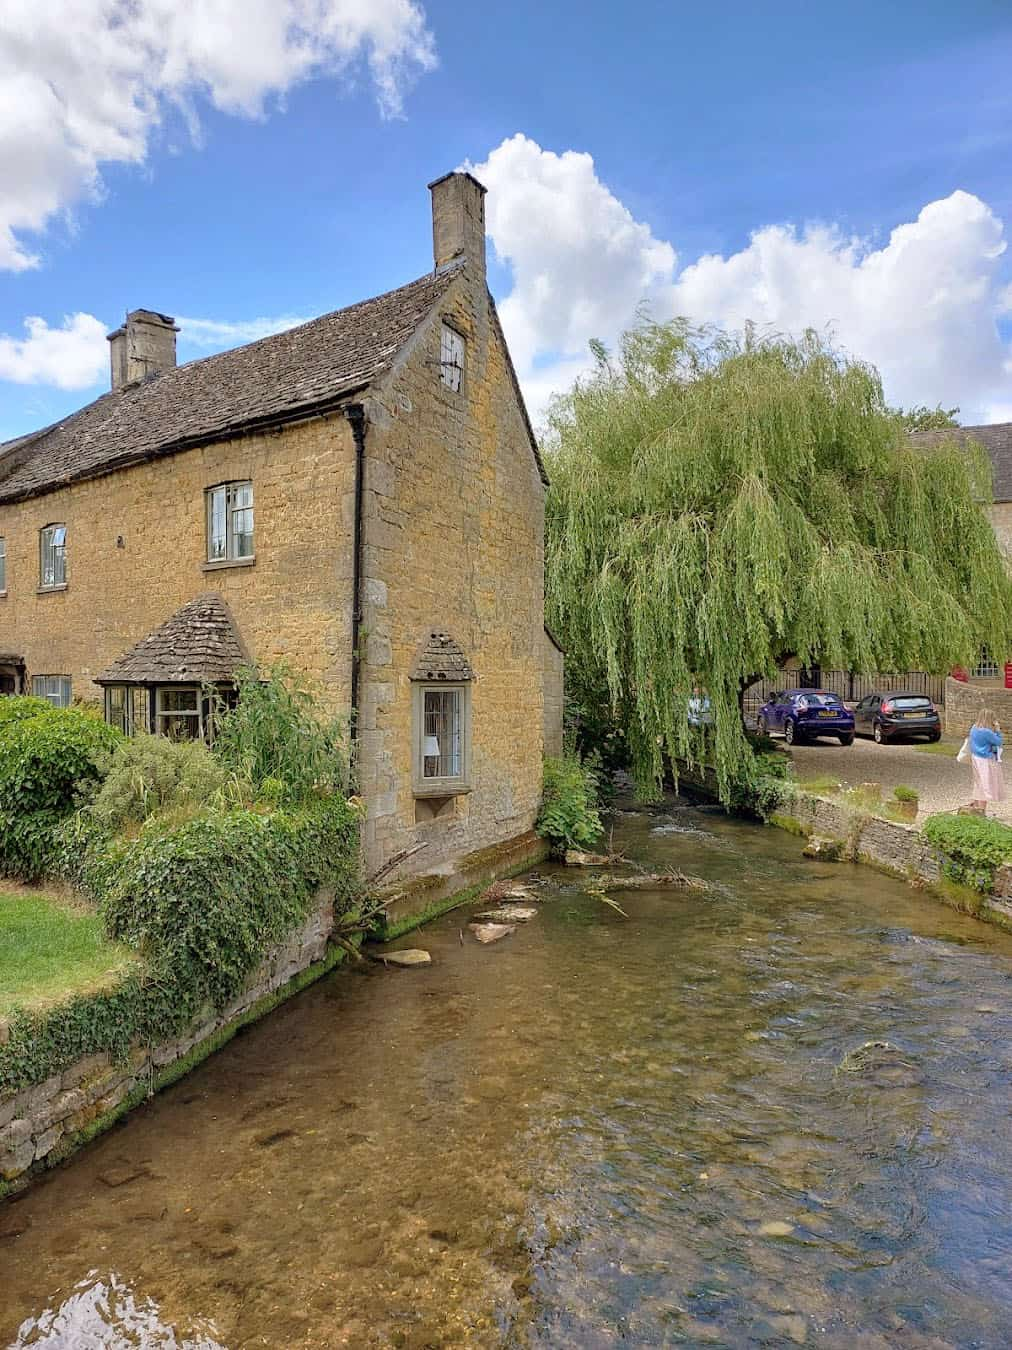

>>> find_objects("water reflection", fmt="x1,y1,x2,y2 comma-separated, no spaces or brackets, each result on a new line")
2,798,1011,1347
10,1271,224,1349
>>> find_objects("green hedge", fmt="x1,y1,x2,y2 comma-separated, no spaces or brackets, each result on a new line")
0,795,361,1095
0,707,122,879
922,812,1012,893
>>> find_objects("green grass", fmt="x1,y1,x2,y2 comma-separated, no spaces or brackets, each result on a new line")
915,738,962,756
0,889,137,1017
797,775,843,795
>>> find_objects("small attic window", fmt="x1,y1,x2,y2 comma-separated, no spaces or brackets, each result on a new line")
440,324,465,392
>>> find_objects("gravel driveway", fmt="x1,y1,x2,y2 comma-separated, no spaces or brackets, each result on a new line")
787,733,1012,824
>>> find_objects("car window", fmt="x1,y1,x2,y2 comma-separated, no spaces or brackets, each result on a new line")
892,696,932,709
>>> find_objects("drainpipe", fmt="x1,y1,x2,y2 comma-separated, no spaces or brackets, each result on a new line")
344,403,367,747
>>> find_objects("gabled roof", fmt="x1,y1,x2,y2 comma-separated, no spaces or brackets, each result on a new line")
910,422,1012,502
0,265,464,505
95,593,248,685
410,631,475,682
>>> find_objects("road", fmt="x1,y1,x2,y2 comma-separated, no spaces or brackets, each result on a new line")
787,732,1012,824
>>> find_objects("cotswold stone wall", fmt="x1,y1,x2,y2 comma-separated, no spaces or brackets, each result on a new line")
358,267,547,879
944,676,1012,739
543,631,565,758
988,501,1012,561
0,894,336,1190
0,417,356,712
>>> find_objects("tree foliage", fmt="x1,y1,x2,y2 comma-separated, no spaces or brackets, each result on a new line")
544,320,1012,799
895,403,960,432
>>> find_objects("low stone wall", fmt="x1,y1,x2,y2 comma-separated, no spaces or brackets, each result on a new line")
944,676,1012,739
1,892,338,1192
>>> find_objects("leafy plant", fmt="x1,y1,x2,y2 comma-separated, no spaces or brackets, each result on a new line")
893,785,919,803
0,695,58,726
86,734,229,830
726,749,793,820
545,320,1012,802
537,754,604,854
923,812,1012,893
212,663,350,802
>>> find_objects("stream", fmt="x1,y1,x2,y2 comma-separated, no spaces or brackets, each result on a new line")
1,798,1011,1347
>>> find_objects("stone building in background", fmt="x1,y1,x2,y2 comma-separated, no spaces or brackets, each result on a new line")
0,172,561,902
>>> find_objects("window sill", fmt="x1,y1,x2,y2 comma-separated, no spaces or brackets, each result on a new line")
36,584,68,594
0,591,6,599
413,783,471,799
202,556,255,573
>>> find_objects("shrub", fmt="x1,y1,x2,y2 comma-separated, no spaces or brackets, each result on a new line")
537,754,604,853
212,663,350,802
726,750,793,820
893,785,919,803
923,812,1012,893
86,734,229,830
0,709,121,879
0,695,57,726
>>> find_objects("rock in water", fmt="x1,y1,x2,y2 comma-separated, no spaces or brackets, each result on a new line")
758,1220,795,1238
564,850,609,866
802,836,842,861
838,1040,922,1086
469,923,516,944
473,905,538,923
379,949,431,967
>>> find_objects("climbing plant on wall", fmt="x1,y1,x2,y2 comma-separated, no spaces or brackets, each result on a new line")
544,320,1012,800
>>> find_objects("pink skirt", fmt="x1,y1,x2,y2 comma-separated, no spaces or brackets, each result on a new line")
972,754,1006,803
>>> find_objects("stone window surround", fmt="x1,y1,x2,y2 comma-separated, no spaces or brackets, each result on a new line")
412,680,472,797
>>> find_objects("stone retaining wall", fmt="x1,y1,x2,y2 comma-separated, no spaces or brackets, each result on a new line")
944,676,1012,739
1,892,337,1192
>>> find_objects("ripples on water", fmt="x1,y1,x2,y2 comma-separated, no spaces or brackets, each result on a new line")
2,799,1011,1348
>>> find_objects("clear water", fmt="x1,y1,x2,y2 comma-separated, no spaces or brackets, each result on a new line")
2,800,1011,1348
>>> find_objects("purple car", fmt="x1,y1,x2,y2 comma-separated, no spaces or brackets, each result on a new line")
757,689,855,746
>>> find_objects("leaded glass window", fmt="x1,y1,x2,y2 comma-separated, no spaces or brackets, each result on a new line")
206,482,254,562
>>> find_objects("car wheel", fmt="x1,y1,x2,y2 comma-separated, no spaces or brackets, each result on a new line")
757,715,768,737
784,718,798,745
927,732,941,743
873,721,887,744
838,733,854,746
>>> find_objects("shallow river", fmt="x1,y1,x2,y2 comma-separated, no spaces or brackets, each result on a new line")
2,800,1012,1348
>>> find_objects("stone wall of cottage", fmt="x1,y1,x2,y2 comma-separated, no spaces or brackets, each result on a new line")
543,631,565,758
358,272,547,878
0,418,356,710
988,501,1012,562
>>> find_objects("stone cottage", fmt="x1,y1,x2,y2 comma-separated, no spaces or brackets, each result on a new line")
0,172,563,894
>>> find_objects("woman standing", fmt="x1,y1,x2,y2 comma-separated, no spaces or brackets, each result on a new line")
967,713,1005,815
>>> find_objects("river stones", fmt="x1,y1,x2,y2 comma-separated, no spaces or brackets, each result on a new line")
802,836,842,861
98,1161,150,1188
758,1220,795,1238
473,905,538,923
838,1040,922,1086
469,923,516,944
377,949,431,967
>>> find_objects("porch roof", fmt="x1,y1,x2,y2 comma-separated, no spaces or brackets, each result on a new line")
95,593,249,686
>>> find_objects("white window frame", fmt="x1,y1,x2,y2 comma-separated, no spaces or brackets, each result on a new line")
440,324,465,393
206,482,254,564
412,682,471,796
0,535,6,593
39,524,67,589
32,674,72,708
972,646,1000,680
155,685,203,739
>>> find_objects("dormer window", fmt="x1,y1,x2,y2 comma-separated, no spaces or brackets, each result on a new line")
440,324,465,392
39,524,67,589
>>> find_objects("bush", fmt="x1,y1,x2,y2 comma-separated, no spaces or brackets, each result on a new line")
923,812,1012,893
0,695,57,726
212,663,350,802
893,785,919,803
86,734,229,830
537,754,604,853
726,749,793,820
0,708,121,879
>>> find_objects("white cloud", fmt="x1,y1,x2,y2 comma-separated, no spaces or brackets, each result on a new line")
476,136,1012,425
0,0,436,271
177,314,312,348
0,313,108,390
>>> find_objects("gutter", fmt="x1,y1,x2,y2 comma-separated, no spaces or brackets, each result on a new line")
344,402,367,746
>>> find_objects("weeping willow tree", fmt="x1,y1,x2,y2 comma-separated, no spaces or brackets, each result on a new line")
545,320,1012,800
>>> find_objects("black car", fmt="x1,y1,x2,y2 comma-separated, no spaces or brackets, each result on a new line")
853,691,942,743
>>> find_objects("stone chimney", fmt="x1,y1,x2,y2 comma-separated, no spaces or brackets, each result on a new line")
107,309,179,390
428,171,487,276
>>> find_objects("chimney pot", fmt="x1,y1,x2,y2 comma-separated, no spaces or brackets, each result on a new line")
428,171,487,276
107,309,179,391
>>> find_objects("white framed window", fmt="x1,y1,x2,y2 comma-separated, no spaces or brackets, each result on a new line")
32,675,71,708
440,324,465,393
155,685,203,740
413,683,470,794
104,686,150,735
972,646,1000,680
206,482,254,563
0,536,6,592
39,524,67,588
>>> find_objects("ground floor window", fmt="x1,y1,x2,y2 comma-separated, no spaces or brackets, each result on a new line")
32,674,71,708
103,683,233,741
413,682,470,794
155,686,203,740
104,685,151,735
972,646,1000,680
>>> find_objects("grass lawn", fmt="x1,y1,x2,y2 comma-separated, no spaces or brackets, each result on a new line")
915,738,964,756
0,888,137,1017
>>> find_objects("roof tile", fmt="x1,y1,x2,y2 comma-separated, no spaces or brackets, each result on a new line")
95,593,248,685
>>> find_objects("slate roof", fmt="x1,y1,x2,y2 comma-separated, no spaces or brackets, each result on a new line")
410,631,475,682
0,265,465,505
95,593,248,685
910,422,1012,502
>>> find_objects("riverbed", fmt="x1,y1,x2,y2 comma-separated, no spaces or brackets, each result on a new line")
2,799,1011,1348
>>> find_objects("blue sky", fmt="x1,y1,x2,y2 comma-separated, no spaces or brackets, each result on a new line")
2,0,1012,440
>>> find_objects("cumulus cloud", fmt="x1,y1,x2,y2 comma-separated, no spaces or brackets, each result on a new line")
475,136,1012,425
0,313,109,389
177,314,313,348
0,0,436,271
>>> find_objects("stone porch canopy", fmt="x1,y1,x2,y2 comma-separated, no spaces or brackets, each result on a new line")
95,593,249,688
